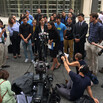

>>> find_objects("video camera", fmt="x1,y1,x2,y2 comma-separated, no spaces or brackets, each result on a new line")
31,61,60,103
98,49,103,56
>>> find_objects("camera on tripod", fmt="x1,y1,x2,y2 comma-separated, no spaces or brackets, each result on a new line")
31,61,60,103
37,32,49,62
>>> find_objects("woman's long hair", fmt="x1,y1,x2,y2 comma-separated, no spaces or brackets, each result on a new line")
48,21,57,31
8,16,15,27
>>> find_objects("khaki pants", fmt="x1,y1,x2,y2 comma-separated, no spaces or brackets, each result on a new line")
0,43,6,67
64,39,73,59
86,41,99,75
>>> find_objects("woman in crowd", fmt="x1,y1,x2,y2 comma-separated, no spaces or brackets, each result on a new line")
0,70,16,103
50,16,54,22
34,17,48,61
8,16,21,59
47,21,60,71
32,19,37,55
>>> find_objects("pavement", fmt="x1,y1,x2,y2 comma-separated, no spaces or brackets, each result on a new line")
0,16,103,103
4,39,103,103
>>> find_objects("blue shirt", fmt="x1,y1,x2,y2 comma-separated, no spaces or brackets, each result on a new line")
69,71,91,101
21,19,33,26
29,14,33,21
61,16,68,24
88,22,103,43
8,22,20,36
55,23,66,41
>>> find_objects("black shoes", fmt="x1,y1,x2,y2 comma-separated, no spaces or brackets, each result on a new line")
1,65,10,68
101,84,103,88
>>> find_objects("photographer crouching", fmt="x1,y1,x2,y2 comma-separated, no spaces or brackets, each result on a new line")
56,55,99,103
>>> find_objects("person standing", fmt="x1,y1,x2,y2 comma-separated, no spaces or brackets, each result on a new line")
34,17,48,61
48,21,60,70
86,13,103,75
0,20,10,68
68,12,76,24
69,8,76,24
73,13,88,59
21,14,33,26
19,16,34,63
64,17,74,61
55,16,66,53
0,25,7,68
26,10,34,21
61,11,68,25
8,16,21,59
35,8,42,24
32,19,37,55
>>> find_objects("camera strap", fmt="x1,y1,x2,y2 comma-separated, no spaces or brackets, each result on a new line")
25,96,28,103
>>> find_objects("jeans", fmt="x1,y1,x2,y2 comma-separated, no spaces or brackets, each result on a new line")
22,39,34,60
57,80,73,100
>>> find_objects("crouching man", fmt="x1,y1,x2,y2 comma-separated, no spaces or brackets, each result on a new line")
56,56,99,103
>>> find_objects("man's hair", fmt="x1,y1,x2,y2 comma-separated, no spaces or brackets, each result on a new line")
69,8,73,10
56,15,61,19
75,53,82,60
67,17,72,20
0,20,3,25
90,13,98,19
78,13,84,17
22,16,27,20
80,65,89,75
43,16,47,19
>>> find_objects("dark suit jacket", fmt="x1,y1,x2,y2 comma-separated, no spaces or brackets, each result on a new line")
73,21,88,42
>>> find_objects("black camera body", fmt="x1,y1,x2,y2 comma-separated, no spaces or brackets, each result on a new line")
98,49,103,56
31,61,60,103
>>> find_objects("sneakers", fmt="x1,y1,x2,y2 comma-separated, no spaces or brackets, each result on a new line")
31,60,35,64
25,59,35,64
1,65,10,68
25,59,29,63
101,84,103,88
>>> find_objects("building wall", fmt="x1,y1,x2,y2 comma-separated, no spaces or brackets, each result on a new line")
0,0,102,17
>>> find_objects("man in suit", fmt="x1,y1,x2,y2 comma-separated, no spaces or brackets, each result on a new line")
35,8,42,25
73,13,88,59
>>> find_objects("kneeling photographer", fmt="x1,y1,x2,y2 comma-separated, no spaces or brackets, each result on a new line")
56,55,99,103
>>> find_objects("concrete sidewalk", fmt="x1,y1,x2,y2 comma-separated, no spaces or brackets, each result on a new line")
0,16,103,103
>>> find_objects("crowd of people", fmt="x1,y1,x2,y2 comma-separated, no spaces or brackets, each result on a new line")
0,8,103,102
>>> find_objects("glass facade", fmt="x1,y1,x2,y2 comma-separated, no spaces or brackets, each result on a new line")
0,0,91,17
98,0,101,11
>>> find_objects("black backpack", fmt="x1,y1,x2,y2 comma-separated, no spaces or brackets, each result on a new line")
75,95,95,103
